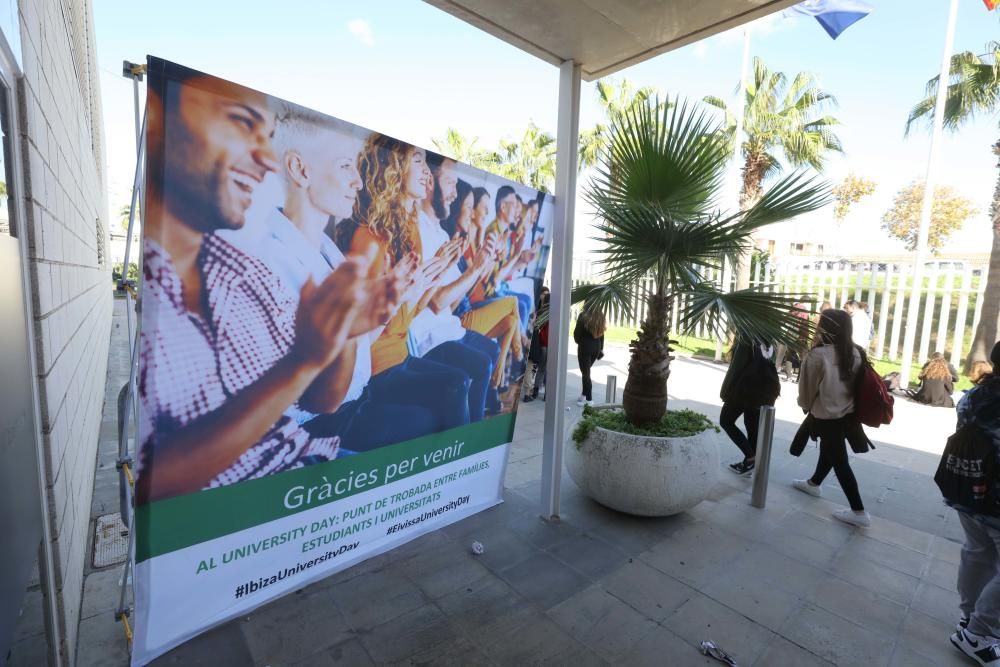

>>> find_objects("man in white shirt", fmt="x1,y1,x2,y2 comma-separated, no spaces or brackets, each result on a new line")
844,300,871,351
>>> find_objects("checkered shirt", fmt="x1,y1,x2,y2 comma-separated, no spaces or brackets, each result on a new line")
137,236,338,493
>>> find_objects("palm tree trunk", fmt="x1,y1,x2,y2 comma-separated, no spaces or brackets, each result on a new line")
734,156,768,291
965,139,1000,373
623,293,673,425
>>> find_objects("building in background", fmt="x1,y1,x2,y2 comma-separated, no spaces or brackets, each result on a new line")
1,0,111,665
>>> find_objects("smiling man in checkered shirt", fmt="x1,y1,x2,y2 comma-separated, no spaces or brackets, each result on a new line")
136,63,399,504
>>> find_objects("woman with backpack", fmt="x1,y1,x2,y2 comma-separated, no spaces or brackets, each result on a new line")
944,342,1000,665
792,309,871,527
719,337,779,475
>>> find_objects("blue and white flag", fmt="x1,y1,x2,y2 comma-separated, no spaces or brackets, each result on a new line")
783,0,873,39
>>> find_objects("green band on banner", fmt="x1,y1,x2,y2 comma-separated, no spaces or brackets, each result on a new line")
135,413,515,562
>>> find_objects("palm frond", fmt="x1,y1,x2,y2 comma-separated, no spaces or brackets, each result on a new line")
739,171,831,230
906,44,1000,135
676,284,814,349
569,281,636,323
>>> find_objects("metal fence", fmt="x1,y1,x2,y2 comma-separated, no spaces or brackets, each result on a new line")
572,255,990,366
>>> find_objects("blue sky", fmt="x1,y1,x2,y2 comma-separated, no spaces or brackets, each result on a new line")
94,0,1000,256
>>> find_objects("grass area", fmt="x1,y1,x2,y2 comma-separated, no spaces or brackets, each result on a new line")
572,406,719,445
603,326,718,358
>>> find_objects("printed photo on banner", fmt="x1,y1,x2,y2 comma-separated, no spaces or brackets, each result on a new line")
136,58,551,505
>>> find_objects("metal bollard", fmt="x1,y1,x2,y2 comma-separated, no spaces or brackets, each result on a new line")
605,375,617,404
750,405,776,508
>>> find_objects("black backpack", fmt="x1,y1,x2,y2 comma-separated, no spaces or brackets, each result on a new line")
736,348,781,407
934,424,1000,516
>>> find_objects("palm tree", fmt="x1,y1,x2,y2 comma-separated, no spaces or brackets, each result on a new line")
574,98,829,425
431,128,498,171
705,57,842,290
494,122,556,193
907,41,1000,372
578,78,658,172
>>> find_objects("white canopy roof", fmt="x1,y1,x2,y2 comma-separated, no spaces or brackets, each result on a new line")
424,0,800,80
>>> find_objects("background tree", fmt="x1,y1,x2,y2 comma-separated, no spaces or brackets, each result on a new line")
705,57,842,290
907,41,1000,370
832,173,876,222
431,128,499,171
880,181,976,252
578,78,658,172
494,122,556,193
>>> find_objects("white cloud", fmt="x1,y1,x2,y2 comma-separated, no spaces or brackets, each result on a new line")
347,19,374,47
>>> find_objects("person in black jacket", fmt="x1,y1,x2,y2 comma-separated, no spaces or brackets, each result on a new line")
720,337,778,475
574,308,606,406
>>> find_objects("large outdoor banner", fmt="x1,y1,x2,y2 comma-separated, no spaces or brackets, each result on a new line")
133,57,552,664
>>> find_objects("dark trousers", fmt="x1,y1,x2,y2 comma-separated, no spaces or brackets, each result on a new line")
719,402,760,460
425,331,499,422
306,356,470,449
533,348,548,394
809,418,865,511
578,349,599,400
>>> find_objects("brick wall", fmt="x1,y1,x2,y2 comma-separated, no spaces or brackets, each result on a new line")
17,0,111,663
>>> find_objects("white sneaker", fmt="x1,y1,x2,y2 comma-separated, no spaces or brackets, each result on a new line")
576,396,587,406
793,479,822,498
585,399,595,407
951,628,1000,666
832,509,871,528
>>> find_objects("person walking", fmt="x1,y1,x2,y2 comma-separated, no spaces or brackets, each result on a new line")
523,287,549,403
574,308,606,407
719,337,779,475
947,342,1000,666
792,309,871,527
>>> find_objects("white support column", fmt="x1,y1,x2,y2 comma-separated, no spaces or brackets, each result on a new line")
541,60,581,520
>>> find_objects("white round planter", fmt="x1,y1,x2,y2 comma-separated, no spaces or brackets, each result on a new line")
565,406,720,517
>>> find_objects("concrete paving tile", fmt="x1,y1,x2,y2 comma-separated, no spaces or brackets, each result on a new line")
723,545,827,596
547,533,628,580
358,603,459,664
449,525,537,574
893,610,969,667
701,571,806,632
808,577,907,636
839,533,931,578
639,524,753,589
603,559,696,622
76,613,132,667
292,638,374,666
765,531,842,569
620,625,717,667
699,500,788,543
5,633,48,667
548,585,658,662
241,588,351,665
830,551,921,606
889,644,967,667
436,575,531,636
923,558,959,591
752,635,834,666
499,551,590,611
398,541,492,600
151,620,252,667
504,512,583,550
911,581,961,625
866,515,935,554
80,569,122,620
773,510,855,549
329,570,427,629
387,636,493,667
931,536,963,565
780,604,893,666
661,593,776,666
477,606,601,665
11,588,44,642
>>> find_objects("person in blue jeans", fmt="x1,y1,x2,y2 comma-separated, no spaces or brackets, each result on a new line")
425,332,501,419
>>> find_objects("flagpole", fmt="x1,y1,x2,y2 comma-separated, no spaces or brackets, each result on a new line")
898,0,959,388
716,25,752,362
